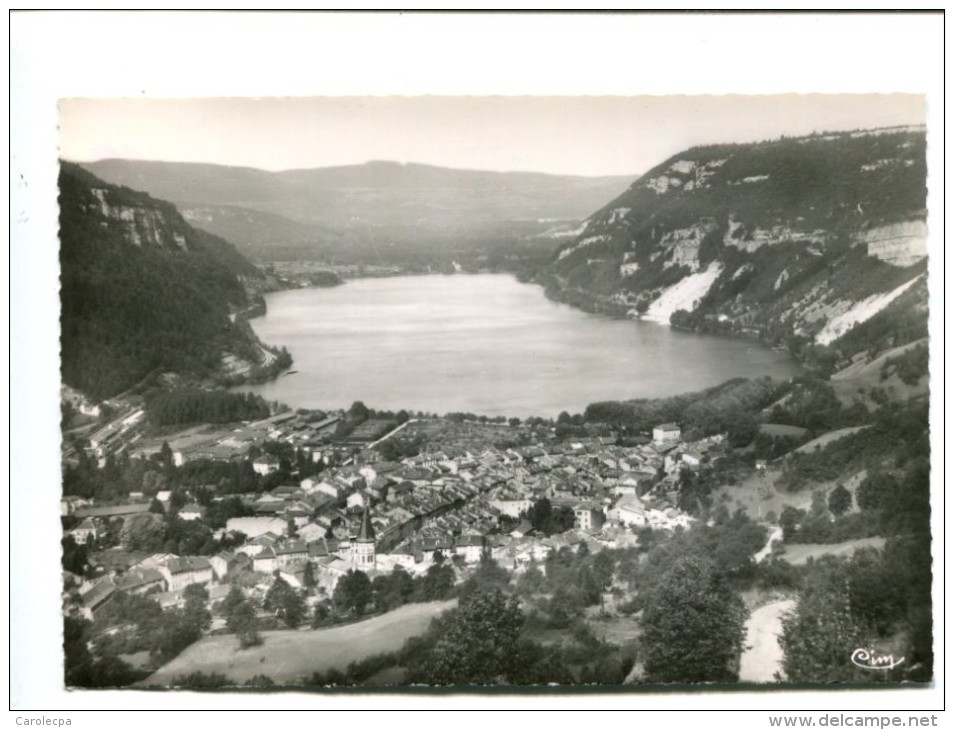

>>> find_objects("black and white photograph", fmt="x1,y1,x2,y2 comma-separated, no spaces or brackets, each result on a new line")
10,9,944,721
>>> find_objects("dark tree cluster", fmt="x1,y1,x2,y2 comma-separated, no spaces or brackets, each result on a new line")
145,389,270,427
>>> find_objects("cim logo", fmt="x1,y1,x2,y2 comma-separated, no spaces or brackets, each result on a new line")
851,648,905,671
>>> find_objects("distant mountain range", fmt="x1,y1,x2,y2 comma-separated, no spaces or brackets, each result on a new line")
59,163,282,400
77,159,635,262
539,126,929,368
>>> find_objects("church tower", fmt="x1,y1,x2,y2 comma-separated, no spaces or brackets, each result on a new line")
351,504,376,571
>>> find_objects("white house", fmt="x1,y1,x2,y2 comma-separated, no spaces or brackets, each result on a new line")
70,518,98,545
252,455,281,476
157,556,213,591
652,423,681,444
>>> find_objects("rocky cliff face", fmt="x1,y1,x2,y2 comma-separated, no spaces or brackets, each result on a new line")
59,163,279,400
539,126,929,365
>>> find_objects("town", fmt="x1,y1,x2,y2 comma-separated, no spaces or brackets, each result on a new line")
63,397,711,625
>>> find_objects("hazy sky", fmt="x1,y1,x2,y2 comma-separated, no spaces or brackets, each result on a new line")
60,94,925,178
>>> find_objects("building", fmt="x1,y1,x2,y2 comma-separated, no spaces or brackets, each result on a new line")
652,423,681,444
611,494,648,528
157,556,213,591
70,518,98,545
274,539,309,567
573,503,605,531
252,455,281,476
115,568,166,596
350,507,376,571
178,503,204,521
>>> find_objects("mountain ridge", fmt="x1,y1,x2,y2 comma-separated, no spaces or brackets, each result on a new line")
59,162,287,401
76,158,636,262
539,126,929,371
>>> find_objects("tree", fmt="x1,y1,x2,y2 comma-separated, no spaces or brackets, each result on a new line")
413,589,525,685
264,575,306,628
220,585,245,617
303,562,316,590
183,583,212,633
119,512,166,552
61,535,88,576
828,484,852,518
639,555,746,683
856,471,895,512
227,599,261,649
333,569,373,617
779,506,804,541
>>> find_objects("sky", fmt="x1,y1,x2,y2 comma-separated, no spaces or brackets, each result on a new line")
59,94,926,178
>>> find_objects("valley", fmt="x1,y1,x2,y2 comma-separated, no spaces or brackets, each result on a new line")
58,123,933,692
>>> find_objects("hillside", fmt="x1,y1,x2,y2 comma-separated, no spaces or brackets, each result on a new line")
540,126,929,369
77,159,634,263
59,162,285,400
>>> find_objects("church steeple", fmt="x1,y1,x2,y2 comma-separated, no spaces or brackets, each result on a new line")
357,504,375,542
351,503,376,570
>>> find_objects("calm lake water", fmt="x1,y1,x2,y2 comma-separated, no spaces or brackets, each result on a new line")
238,274,800,418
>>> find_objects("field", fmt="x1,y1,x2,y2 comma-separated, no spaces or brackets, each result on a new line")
139,600,456,687
711,467,815,521
773,537,886,566
794,426,870,455
759,423,809,439
830,339,929,406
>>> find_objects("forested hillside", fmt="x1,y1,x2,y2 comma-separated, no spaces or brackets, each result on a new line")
59,163,277,400
541,126,929,371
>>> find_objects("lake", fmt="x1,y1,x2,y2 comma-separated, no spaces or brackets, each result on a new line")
237,274,800,418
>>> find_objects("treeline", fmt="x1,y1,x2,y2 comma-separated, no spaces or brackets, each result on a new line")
62,433,326,504
778,400,928,490
146,389,270,426
584,376,784,444
65,584,212,688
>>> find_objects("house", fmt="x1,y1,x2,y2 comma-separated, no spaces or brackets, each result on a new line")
209,551,251,581
610,494,648,528
652,423,681,445
115,568,166,596
346,492,367,511
157,556,213,591
79,577,117,620
70,518,98,545
274,539,309,567
178,503,204,521
489,498,532,519
73,503,151,520
253,546,279,573
226,516,286,540
509,520,534,539
455,534,485,563
681,451,703,469
61,496,89,516
573,503,605,531
237,532,281,558
315,481,342,500
285,501,313,529
252,455,281,476
157,555,212,591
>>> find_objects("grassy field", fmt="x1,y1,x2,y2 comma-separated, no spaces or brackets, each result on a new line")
139,599,456,687
711,467,815,521
830,339,929,406
759,423,809,439
794,426,870,454
774,537,886,566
